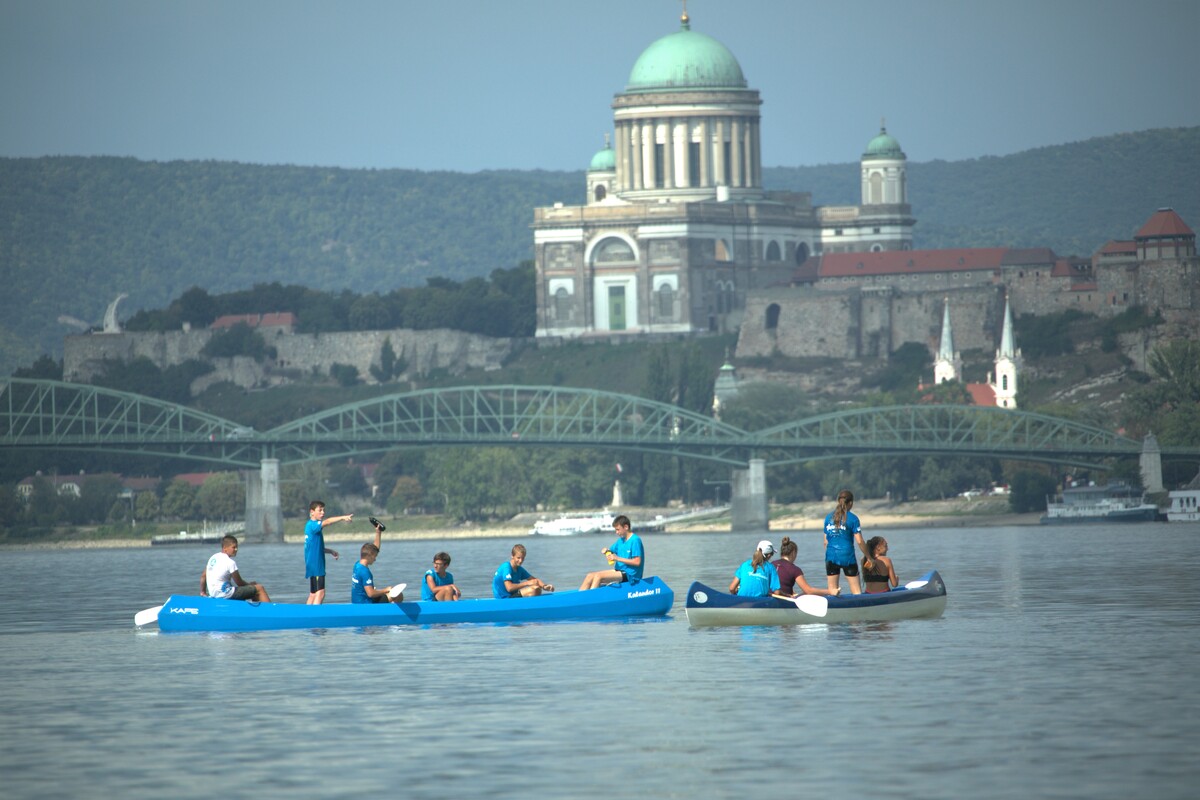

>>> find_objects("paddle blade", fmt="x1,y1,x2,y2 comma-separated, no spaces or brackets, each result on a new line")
134,605,163,628
795,594,828,617
903,579,928,590
387,583,407,599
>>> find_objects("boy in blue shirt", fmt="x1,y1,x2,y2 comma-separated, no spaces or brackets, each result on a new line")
351,518,403,603
492,544,553,598
579,514,644,590
305,499,351,605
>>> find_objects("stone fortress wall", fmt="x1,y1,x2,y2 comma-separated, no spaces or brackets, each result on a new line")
64,327,516,393
738,254,1199,362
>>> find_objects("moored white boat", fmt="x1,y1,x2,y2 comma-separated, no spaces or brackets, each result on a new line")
1167,487,1200,523
531,512,615,536
1041,481,1160,524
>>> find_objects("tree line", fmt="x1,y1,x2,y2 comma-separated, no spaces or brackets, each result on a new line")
4,126,1198,376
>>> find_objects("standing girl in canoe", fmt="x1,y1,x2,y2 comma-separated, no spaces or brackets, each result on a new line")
729,540,781,597
824,490,871,595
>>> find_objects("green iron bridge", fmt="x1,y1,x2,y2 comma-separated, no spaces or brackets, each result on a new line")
0,381,1171,470
4,379,1187,533
0,378,1174,467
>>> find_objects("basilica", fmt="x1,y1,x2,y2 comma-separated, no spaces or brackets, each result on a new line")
532,9,913,339
533,10,1198,381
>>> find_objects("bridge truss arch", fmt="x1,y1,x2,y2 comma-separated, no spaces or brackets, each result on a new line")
265,385,752,466
0,378,264,467
753,405,1143,469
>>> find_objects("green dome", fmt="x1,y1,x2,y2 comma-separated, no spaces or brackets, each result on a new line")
625,20,746,93
864,126,905,159
589,143,615,171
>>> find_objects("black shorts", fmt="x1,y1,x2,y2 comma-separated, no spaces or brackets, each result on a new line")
613,572,629,583
826,561,860,577
309,575,326,593
231,584,258,601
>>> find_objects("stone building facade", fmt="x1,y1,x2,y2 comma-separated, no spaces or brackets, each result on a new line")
737,209,1199,362
534,10,914,341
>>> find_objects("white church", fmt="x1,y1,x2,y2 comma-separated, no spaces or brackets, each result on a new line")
532,8,915,339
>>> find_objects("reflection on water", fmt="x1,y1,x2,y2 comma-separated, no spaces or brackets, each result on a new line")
1,524,1197,799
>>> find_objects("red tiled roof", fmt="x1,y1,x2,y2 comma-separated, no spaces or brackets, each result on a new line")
966,383,996,406
1051,258,1091,278
1136,208,1194,239
171,472,222,487
211,312,296,330
816,248,1009,278
260,312,297,327
1001,248,1057,266
1097,239,1136,256
122,476,161,492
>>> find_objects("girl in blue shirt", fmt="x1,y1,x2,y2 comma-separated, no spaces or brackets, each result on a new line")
824,489,871,595
729,540,781,597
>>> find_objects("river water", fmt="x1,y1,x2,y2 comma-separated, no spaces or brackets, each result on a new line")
2,522,1197,799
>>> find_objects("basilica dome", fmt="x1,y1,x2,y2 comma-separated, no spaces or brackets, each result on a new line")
864,126,905,159
625,17,747,93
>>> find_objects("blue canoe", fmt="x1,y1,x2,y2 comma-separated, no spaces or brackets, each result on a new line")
684,570,947,627
137,576,674,632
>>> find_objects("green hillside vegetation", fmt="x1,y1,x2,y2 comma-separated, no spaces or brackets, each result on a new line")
3,127,1198,375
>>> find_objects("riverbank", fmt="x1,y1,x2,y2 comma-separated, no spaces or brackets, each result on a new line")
0,496,1040,550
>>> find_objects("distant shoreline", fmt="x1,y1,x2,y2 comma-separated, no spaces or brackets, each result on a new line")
0,497,1041,550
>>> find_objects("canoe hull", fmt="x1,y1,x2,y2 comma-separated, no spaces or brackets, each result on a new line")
685,570,947,627
149,576,674,632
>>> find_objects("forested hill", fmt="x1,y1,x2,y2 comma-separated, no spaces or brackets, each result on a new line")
3,126,1198,375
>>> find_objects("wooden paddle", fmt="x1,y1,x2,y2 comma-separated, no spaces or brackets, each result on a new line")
134,605,163,628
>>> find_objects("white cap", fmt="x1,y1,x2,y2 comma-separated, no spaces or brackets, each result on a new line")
757,540,775,557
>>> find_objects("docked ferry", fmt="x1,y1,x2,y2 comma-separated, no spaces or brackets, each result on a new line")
1042,481,1160,524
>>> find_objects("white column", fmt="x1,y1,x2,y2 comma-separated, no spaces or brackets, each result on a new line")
631,121,643,191
715,118,727,185
663,118,674,189
731,118,742,187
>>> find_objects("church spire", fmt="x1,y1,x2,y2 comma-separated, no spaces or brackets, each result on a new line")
933,297,961,384
937,296,954,360
999,293,1016,358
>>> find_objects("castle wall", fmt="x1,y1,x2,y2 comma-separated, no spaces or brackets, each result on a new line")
64,328,516,390
738,286,1004,360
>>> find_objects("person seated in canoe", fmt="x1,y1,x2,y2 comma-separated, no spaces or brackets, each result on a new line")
422,551,462,601
729,540,781,597
824,489,872,595
493,543,554,598
351,518,403,603
579,514,644,590
862,536,898,594
771,536,838,598
200,535,270,602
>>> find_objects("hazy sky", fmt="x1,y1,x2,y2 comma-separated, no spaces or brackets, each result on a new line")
2,0,1197,172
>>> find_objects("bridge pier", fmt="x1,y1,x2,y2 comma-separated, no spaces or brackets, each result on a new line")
1140,433,1163,493
245,458,284,543
730,458,769,532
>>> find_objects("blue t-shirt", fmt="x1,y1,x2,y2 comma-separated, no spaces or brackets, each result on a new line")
304,518,327,578
824,510,862,566
350,561,375,604
733,559,781,597
422,568,455,601
492,560,532,599
610,533,645,582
